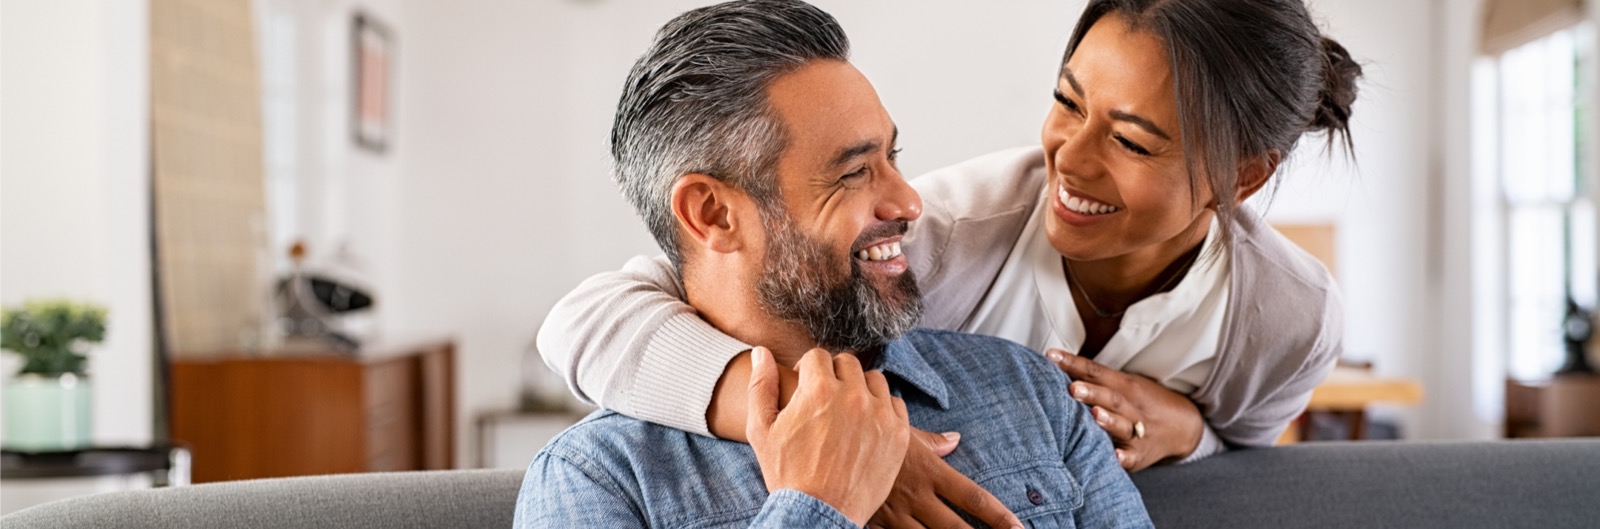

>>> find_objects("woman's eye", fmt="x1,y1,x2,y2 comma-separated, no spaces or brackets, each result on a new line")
1115,136,1152,156
888,147,902,163
1053,90,1082,115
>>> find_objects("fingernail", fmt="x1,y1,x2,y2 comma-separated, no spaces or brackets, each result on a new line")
1116,449,1127,463
1047,351,1064,362
1072,384,1088,399
1096,409,1109,424
752,347,768,368
941,431,961,443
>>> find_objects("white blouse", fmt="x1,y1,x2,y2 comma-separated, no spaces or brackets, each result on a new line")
962,190,1231,395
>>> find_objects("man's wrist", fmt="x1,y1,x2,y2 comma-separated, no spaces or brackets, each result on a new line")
753,489,860,529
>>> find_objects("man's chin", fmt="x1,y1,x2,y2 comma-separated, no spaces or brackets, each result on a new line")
862,270,920,313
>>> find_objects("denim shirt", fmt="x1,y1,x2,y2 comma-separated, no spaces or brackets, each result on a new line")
515,329,1153,528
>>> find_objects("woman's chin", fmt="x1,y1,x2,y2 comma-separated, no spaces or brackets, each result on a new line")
1043,215,1109,262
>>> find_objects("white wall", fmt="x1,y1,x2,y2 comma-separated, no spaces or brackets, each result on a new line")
385,0,1500,457
0,0,1532,471
391,0,1090,467
1262,0,1482,439
0,0,153,446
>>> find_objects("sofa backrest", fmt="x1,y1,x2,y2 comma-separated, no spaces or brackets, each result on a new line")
6,440,1599,528
2,468,522,529
1131,439,1600,528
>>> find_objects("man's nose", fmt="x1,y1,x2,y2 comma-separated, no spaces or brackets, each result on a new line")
875,168,922,222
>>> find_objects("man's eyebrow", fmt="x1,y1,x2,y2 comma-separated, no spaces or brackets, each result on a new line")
1062,68,1171,141
827,126,898,169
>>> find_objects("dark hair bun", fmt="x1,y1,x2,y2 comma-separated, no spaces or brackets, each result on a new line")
1311,36,1362,135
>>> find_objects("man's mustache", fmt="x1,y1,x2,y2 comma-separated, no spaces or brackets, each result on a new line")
849,220,910,254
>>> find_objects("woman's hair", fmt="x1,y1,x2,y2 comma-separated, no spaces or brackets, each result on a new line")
1063,0,1363,255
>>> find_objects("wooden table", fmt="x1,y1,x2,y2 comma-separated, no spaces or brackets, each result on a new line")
1279,366,1424,443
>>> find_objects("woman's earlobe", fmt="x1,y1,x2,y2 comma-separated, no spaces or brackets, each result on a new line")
1234,151,1281,204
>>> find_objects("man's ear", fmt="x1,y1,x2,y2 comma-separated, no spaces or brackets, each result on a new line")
671,174,748,255
1233,149,1281,205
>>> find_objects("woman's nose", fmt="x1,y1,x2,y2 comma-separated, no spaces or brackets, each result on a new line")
1044,112,1104,182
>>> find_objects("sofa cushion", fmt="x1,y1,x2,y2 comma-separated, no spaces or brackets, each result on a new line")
1131,439,1600,529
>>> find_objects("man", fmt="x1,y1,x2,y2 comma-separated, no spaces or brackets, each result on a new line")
514,1,1151,527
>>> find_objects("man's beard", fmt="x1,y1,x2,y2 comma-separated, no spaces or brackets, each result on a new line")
755,215,923,361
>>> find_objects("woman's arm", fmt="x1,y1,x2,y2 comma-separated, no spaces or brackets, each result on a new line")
1206,283,1345,449
536,254,753,436
536,147,1044,436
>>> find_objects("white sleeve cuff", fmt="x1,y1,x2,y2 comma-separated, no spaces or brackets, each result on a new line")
626,312,752,437
1177,423,1227,464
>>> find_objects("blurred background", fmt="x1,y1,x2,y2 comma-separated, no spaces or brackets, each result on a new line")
2,0,1597,514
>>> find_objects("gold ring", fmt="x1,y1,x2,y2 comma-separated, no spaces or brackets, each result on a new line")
1132,420,1146,440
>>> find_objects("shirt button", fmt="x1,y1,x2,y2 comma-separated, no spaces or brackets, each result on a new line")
1026,488,1044,505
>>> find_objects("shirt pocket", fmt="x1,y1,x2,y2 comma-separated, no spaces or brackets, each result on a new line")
972,460,1082,527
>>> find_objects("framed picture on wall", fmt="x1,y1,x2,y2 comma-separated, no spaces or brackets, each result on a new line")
352,12,393,153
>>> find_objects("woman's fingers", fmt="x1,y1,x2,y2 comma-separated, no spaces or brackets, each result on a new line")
934,463,1021,529
911,502,973,529
1071,381,1130,414
1092,405,1139,445
1048,349,1111,384
909,427,961,457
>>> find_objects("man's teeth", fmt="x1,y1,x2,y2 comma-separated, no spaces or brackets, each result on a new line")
856,241,903,262
1058,187,1121,215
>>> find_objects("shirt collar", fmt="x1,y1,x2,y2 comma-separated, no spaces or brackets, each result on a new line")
877,336,952,410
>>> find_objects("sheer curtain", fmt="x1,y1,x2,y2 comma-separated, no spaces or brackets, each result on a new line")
149,0,269,358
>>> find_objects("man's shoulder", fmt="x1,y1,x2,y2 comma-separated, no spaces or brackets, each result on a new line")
901,329,1065,387
903,328,1039,359
538,411,699,468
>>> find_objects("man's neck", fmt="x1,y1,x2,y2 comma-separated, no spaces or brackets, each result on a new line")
683,266,820,369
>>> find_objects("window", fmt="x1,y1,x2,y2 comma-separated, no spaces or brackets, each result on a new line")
260,1,299,276
1486,25,1596,381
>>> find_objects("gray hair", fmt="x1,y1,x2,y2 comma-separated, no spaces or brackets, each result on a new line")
611,0,850,269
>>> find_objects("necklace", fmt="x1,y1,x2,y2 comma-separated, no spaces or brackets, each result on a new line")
1063,248,1202,320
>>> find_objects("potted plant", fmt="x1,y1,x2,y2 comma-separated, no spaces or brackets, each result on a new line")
1,299,107,451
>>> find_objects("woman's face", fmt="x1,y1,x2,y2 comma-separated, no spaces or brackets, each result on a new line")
1041,12,1214,264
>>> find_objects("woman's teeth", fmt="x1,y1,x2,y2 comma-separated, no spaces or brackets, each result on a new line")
856,241,903,262
1058,187,1121,215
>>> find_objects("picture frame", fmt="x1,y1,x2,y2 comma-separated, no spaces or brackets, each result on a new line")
352,12,393,153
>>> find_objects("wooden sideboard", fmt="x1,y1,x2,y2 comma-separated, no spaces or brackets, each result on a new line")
1506,373,1600,438
171,339,454,483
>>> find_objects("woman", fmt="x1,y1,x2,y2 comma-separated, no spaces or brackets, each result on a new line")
540,0,1360,520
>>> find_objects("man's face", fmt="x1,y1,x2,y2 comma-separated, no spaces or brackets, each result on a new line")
753,60,924,356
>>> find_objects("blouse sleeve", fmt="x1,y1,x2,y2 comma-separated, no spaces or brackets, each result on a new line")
535,255,751,436
534,146,1044,436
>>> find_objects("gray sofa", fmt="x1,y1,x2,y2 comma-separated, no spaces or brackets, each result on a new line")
5,439,1598,528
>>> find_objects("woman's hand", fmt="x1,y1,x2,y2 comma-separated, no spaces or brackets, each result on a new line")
867,429,1022,529
1047,349,1204,471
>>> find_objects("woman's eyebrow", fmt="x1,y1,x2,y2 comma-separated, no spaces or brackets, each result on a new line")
1062,67,1171,140
1109,109,1170,140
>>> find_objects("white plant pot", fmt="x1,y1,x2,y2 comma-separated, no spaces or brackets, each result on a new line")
3,373,92,451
